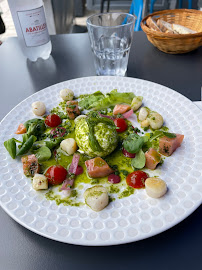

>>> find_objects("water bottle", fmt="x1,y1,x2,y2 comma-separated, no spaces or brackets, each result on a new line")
8,0,52,61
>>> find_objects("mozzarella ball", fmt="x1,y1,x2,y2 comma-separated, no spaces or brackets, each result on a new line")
145,177,167,198
32,174,48,190
60,138,77,155
141,119,150,128
74,115,87,125
131,96,143,111
60,88,74,101
147,112,163,130
84,185,109,212
32,101,46,116
139,107,149,121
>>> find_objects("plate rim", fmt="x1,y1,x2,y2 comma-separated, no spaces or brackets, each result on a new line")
0,76,202,246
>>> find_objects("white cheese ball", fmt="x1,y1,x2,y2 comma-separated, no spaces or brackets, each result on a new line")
139,107,149,121
32,101,46,116
60,138,77,155
147,111,163,130
131,96,143,111
84,185,109,212
145,177,167,198
32,174,48,190
141,119,150,128
60,88,74,101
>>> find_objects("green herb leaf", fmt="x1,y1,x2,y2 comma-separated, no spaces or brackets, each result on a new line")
34,146,52,162
120,170,129,176
45,138,63,149
131,149,146,169
163,132,176,138
149,131,164,141
24,118,46,139
86,119,103,152
123,133,146,154
4,138,16,159
17,135,36,156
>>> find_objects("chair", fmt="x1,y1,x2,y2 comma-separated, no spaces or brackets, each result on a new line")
150,0,156,14
100,0,110,13
179,0,192,9
150,0,192,14
129,0,143,31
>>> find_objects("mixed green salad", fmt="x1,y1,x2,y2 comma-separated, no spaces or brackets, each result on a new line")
4,89,184,211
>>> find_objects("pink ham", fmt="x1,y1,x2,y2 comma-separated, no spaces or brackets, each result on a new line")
113,104,131,115
145,148,161,170
123,109,133,119
85,157,114,178
60,179,74,190
98,112,114,120
69,153,80,174
159,134,184,156
61,153,80,191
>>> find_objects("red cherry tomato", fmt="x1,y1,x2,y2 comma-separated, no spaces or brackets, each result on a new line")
113,118,128,133
45,114,62,127
75,165,83,176
45,165,67,185
122,148,136,158
126,171,148,189
108,174,121,184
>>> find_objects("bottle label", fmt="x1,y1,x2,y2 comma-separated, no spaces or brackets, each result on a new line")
17,6,50,47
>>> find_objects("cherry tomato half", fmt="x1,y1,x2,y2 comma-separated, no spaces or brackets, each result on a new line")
113,118,128,133
45,165,67,185
45,114,62,127
126,170,148,189
122,148,136,158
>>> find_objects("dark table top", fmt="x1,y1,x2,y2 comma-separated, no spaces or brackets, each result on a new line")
0,32,201,270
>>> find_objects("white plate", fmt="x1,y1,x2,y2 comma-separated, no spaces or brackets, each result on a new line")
0,76,202,246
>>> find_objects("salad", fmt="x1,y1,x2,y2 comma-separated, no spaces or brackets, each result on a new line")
4,89,184,212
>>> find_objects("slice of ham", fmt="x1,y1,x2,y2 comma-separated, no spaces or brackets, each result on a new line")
85,157,114,178
98,112,114,120
61,153,80,191
61,179,74,190
123,109,133,119
69,153,80,174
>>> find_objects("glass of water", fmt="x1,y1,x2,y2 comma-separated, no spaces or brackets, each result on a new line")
86,12,136,76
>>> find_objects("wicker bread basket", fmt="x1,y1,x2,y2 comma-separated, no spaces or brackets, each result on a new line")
141,9,202,54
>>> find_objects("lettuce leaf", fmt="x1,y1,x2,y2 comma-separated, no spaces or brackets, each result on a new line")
79,89,135,111
79,91,104,110
90,89,135,110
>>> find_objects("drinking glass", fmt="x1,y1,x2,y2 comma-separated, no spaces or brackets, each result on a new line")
87,12,136,76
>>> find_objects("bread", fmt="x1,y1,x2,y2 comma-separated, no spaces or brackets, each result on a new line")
171,23,197,34
146,17,161,32
146,17,197,35
157,19,176,33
